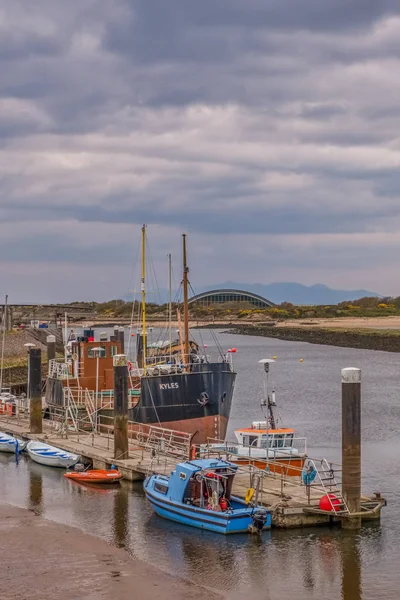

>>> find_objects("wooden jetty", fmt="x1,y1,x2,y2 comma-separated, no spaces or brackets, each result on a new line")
0,412,385,529
0,350,385,529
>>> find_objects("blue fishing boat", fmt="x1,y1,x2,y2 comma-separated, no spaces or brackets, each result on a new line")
144,458,271,534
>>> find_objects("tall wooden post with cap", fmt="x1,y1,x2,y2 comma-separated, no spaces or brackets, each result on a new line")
341,367,361,529
113,354,129,461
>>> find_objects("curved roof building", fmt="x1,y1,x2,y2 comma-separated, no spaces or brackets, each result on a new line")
188,289,275,309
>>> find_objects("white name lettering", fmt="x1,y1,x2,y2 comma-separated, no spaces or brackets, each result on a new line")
159,383,179,390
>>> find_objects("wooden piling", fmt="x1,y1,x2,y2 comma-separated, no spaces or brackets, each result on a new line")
113,354,129,461
118,327,125,353
29,348,42,434
46,335,56,364
341,367,361,529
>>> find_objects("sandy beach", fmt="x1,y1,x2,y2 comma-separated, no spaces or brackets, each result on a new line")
0,503,223,600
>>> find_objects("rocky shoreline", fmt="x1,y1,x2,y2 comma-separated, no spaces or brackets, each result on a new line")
224,324,400,352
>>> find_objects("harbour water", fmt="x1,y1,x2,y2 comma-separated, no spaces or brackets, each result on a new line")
1,330,400,599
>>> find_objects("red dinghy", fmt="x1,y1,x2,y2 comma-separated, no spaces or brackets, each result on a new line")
64,469,122,484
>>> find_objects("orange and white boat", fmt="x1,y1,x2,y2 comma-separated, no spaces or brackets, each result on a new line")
64,469,122,484
204,359,307,477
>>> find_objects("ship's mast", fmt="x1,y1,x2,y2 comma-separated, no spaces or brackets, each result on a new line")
141,225,147,373
0,294,8,392
168,253,172,363
182,234,190,366
259,358,277,429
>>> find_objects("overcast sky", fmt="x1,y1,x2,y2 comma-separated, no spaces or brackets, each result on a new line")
2,1,400,302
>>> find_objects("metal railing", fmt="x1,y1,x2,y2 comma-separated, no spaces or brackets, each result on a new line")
201,436,308,461
199,438,347,510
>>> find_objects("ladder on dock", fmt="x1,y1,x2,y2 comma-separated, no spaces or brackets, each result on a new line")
307,458,350,515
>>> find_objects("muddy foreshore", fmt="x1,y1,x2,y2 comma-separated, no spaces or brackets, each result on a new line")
224,324,400,352
0,503,223,600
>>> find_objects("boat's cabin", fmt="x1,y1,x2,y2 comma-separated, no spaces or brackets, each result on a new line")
234,422,296,449
153,459,242,511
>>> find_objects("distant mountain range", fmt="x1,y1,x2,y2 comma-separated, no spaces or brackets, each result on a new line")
128,282,381,305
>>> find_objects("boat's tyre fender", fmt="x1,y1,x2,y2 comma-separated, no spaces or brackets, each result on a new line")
245,487,255,504
302,466,317,486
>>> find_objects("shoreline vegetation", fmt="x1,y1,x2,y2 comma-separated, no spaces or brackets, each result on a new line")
6,297,400,381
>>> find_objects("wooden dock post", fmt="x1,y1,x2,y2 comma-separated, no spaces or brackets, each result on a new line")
46,335,56,364
118,327,125,353
113,354,129,460
341,367,361,529
29,348,42,434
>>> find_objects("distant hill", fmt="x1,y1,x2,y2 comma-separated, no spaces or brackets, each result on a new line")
200,282,381,305
126,282,381,306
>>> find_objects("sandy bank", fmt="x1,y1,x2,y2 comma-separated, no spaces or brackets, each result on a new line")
75,315,400,331
0,503,223,600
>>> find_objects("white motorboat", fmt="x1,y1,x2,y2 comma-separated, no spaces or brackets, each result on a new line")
0,431,27,453
27,440,80,468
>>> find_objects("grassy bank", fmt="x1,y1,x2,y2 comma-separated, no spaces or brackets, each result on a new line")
225,324,400,352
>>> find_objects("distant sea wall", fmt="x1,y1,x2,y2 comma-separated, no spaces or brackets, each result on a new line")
224,324,400,353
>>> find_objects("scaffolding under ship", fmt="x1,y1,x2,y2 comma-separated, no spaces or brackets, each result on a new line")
46,228,236,443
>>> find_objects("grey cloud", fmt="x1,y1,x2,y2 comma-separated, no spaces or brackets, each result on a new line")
2,0,400,298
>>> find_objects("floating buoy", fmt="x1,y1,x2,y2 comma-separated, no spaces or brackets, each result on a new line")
273,356,277,360
231,347,237,353
300,358,303,362
319,493,341,512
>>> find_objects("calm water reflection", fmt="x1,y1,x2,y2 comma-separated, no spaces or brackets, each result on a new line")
1,331,399,599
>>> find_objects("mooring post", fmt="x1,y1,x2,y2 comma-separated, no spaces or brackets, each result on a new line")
118,327,125,353
113,354,129,461
46,335,56,365
341,367,361,529
29,348,42,434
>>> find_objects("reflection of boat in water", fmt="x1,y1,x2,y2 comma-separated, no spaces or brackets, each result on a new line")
0,431,27,453
144,458,271,534
204,359,307,477
27,441,80,468
64,469,122,484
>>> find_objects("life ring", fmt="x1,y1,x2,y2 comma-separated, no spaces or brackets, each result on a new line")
245,487,255,504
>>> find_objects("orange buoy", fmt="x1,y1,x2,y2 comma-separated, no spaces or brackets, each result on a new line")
64,469,122,484
219,498,228,511
190,445,197,460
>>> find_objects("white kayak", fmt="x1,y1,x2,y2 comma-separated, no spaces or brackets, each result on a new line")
0,432,27,453
26,440,80,468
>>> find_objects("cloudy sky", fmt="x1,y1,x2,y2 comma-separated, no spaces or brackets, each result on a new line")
2,0,400,302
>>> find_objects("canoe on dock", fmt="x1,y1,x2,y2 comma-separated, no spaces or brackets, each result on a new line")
64,469,122,484
0,432,27,453
27,440,80,468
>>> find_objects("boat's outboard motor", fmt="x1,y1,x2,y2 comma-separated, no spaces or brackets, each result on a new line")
251,509,268,533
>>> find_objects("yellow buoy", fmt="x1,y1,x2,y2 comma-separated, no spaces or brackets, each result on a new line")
300,358,303,362
273,356,277,360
